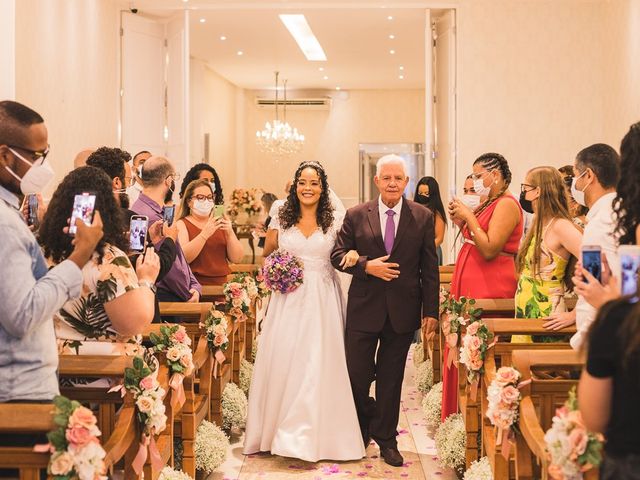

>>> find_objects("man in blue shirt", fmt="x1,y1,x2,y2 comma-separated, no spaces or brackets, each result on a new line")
0,101,103,402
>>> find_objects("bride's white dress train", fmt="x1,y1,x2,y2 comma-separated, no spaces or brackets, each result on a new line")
243,212,365,462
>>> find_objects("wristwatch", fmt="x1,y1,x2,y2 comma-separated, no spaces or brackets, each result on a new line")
139,280,157,294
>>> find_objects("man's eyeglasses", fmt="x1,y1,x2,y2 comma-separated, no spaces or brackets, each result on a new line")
7,144,50,165
192,194,214,202
167,172,181,181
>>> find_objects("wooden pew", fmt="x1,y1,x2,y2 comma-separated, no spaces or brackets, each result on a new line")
467,319,576,471
475,297,577,317
57,355,174,479
142,324,212,479
230,263,262,272
513,349,587,480
439,265,455,274
158,302,233,427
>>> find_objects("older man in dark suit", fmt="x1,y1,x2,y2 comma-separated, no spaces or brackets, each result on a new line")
331,154,439,467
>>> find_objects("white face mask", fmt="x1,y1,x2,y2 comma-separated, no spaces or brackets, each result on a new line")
209,181,216,194
472,171,492,198
192,199,214,217
460,194,481,210
4,148,55,195
570,170,589,207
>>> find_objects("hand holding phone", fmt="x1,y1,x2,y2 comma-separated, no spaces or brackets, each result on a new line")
213,204,226,218
581,245,602,284
620,245,640,298
129,215,149,253
162,205,175,227
69,192,97,236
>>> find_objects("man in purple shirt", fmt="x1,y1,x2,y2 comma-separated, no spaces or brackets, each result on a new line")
132,156,202,302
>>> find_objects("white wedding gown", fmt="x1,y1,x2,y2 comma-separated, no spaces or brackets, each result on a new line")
243,211,365,462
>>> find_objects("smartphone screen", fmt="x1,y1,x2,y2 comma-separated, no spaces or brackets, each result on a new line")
620,246,640,298
68,193,96,236
129,215,149,253
162,205,175,227
582,247,602,283
213,204,226,218
27,194,39,228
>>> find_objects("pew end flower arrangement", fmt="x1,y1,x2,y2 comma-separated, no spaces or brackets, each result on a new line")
463,456,493,480
414,358,434,395
194,420,230,474
544,387,603,480
440,292,483,370
199,307,230,377
223,274,253,322
485,366,529,460
120,353,168,475
38,395,107,480
149,324,194,411
435,413,466,474
422,381,443,429
221,382,248,432
459,319,495,401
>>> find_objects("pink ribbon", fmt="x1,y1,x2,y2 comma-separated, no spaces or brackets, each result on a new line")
132,432,164,475
107,383,126,398
169,373,186,411
469,378,479,402
213,350,226,378
33,443,53,453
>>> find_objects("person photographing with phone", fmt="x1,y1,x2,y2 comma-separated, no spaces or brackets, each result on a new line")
38,167,160,360
176,179,244,286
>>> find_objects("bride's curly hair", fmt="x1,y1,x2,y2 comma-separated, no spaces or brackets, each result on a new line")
278,161,335,233
614,122,640,246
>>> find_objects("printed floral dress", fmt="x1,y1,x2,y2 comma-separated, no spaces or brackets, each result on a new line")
55,245,143,385
513,229,568,343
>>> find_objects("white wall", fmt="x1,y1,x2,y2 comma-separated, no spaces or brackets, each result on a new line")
15,0,122,194
0,0,15,100
455,0,607,188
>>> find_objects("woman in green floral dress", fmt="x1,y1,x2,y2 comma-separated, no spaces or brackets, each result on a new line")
513,167,582,342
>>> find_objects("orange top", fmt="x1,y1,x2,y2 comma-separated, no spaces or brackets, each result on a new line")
182,217,231,286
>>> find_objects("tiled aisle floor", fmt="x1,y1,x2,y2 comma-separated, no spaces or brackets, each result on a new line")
209,349,457,480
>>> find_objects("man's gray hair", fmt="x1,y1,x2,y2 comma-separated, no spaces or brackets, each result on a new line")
376,154,408,176
140,156,174,187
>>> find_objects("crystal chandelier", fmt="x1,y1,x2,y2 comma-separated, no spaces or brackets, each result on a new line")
256,71,305,156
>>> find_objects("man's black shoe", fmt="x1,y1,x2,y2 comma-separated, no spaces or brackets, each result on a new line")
380,447,404,467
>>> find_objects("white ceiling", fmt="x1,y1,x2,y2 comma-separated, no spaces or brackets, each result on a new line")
137,2,429,90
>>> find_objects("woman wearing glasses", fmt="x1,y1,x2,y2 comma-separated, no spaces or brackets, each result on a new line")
513,167,583,342
176,179,244,286
443,153,523,420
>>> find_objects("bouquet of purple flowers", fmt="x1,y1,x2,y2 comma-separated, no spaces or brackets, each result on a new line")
261,250,304,294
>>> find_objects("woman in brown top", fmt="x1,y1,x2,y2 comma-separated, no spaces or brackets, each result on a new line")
176,179,244,285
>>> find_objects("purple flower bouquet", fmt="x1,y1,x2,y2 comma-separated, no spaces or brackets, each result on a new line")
261,250,304,294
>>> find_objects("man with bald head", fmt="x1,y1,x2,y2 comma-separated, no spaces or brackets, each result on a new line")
73,149,94,169
131,156,201,303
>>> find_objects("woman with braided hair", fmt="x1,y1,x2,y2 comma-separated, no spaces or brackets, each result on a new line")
441,153,523,420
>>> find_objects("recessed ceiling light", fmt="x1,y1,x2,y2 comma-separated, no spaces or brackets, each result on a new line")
399,75,404,79
318,67,324,71
323,75,329,80
199,18,206,23
399,65,404,70
387,15,393,20
237,51,244,56
335,86,341,90
183,0,189,3
389,34,395,39
220,35,227,41
390,49,395,55
279,14,327,61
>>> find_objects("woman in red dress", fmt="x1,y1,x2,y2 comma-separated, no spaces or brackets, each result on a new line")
442,153,523,421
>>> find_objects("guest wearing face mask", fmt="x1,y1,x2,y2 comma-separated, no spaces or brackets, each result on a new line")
126,150,151,205
176,179,244,286
414,176,447,265
513,167,582,342
178,163,224,206
132,156,202,303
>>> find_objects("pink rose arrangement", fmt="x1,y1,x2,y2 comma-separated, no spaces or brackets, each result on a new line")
38,396,107,480
440,295,483,368
223,275,253,322
200,308,230,353
544,387,603,479
121,353,167,474
459,320,495,400
149,325,194,411
226,188,262,218
486,366,527,458
261,250,304,294
253,269,270,299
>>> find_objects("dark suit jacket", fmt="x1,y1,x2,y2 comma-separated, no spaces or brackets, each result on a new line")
331,199,439,334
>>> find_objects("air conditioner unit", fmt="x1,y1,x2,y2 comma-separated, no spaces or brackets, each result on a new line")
255,97,331,110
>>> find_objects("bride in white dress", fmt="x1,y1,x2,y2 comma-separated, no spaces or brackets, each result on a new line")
243,161,365,462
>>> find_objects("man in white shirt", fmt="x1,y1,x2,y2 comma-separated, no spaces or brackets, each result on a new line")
569,143,620,350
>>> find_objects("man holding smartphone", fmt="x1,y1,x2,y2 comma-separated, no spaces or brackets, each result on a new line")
0,101,103,403
566,144,621,350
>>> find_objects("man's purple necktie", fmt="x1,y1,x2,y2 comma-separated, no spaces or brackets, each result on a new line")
384,209,396,254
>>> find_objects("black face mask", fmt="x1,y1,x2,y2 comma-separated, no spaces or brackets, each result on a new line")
164,180,175,204
519,190,534,214
415,193,430,205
